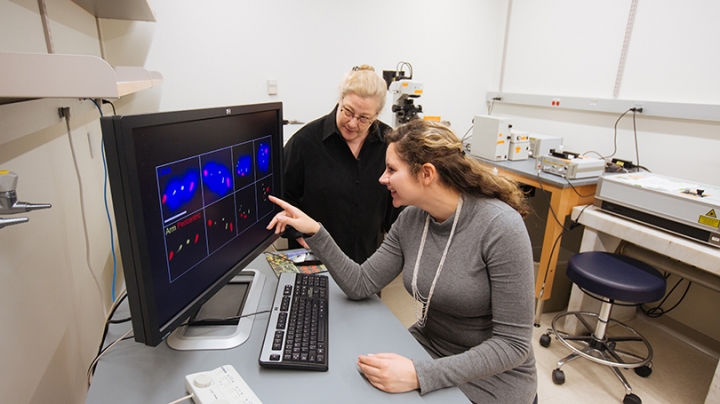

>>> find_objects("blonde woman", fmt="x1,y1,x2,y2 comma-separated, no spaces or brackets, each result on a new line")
282,65,401,262
270,119,537,404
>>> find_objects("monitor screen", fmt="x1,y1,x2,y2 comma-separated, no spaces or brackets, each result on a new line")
101,102,283,347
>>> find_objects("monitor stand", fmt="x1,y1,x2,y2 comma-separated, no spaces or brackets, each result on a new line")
166,269,266,350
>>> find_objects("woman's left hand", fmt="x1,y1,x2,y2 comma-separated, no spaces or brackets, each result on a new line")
357,353,420,393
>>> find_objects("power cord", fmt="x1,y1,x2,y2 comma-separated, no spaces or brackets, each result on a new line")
86,328,134,387
180,309,272,328
641,276,692,318
167,394,194,404
461,124,474,141
583,107,645,171
562,176,596,199
535,171,570,230
97,289,128,356
101,99,116,115
487,96,501,115
631,108,641,169
86,306,271,385
88,98,120,302
533,197,592,323
60,107,109,315
87,288,130,385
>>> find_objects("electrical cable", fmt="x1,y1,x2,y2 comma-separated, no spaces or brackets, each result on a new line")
88,287,132,386
583,108,632,159
641,277,692,318
581,150,605,159
88,306,272,383
167,394,194,404
535,171,569,230
533,197,592,314
632,108,641,169
181,309,272,328
102,99,116,115
461,124,473,141
87,327,133,387
562,176,596,199
581,107,650,173
97,289,128,358
487,96,501,116
590,108,645,165
62,108,109,315
583,108,634,160
108,316,131,324
396,61,413,79
89,99,120,302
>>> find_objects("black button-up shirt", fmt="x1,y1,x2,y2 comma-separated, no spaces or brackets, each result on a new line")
283,105,401,263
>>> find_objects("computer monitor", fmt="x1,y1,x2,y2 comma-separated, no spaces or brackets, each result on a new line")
101,102,283,349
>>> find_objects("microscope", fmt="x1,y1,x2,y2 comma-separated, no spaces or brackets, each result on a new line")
0,171,52,229
384,62,423,128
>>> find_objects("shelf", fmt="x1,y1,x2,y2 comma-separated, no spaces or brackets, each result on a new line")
115,66,163,97
0,52,162,106
71,0,156,22
0,52,118,105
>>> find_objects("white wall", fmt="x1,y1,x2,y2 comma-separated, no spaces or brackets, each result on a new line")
1,1,719,403
102,0,507,138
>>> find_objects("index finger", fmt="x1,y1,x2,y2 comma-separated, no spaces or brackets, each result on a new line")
268,195,291,209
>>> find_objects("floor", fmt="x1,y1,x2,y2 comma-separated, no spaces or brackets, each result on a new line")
380,275,719,404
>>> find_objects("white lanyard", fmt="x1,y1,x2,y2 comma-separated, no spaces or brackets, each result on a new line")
411,197,463,327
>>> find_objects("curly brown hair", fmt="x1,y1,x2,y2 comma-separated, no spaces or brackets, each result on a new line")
385,119,530,217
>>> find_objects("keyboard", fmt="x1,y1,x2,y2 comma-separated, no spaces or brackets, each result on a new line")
258,272,329,371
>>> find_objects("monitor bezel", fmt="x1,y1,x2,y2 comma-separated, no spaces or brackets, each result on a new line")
101,102,283,346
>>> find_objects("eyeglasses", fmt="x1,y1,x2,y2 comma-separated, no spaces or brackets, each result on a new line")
340,106,373,125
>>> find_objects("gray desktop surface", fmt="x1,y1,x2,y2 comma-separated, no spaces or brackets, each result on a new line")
85,255,469,403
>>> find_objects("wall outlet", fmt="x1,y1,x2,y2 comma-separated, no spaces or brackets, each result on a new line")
267,79,278,95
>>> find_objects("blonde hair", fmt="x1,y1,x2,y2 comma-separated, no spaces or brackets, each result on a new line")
386,119,530,217
339,65,387,114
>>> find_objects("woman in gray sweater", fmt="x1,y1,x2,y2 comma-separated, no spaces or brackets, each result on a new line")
267,119,537,404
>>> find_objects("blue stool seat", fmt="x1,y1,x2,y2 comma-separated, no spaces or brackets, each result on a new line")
567,252,666,304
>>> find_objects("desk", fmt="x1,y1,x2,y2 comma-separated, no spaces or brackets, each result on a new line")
569,205,720,404
85,255,469,404
474,158,598,315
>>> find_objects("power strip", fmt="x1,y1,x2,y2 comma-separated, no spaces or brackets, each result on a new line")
185,365,263,404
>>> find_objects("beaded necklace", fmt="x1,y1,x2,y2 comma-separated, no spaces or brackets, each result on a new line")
411,197,463,326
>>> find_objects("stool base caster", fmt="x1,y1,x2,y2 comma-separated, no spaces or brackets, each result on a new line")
539,333,551,348
623,393,641,404
634,364,652,378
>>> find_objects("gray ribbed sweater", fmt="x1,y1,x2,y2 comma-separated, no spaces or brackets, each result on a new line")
306,194,537,404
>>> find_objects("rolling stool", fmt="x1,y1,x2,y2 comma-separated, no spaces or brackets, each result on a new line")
539,251,666,404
